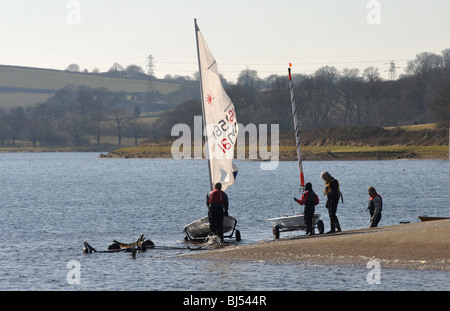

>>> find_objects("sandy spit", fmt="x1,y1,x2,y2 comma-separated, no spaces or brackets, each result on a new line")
183,219,450,271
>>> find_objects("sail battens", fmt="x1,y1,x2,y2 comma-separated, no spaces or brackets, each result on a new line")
207,60,217,71
223,101,233,113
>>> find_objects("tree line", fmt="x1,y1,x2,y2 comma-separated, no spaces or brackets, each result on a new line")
152,49,450,138
66,62,194,82
0,85,151,147
1,48,449,148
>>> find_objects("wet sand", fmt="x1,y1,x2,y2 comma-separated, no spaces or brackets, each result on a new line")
185,219,450,271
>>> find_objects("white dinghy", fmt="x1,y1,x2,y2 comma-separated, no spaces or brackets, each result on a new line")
183,19,241,242
267,64,324,238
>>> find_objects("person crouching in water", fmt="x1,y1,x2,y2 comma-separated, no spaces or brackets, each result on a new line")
206,182,229,240
367,186,382,227
294,182,319,236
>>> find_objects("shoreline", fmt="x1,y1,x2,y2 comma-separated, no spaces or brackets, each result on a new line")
183,220,450,271
0,143,447,161
99,145,448,161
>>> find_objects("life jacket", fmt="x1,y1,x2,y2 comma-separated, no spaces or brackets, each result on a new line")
324,178,339,196
368,194,382,212
209,189,224,206
324,178,343,203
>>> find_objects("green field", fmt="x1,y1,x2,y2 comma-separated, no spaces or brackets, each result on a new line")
0,65,185,110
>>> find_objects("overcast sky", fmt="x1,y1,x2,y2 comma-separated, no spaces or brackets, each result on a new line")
1,0,449,81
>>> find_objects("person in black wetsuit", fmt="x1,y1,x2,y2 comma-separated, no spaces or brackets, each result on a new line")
206,182,229,239
321,171,342,233
367,186,382,227
294,182,319,236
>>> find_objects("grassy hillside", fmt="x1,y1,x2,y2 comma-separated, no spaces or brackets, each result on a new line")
0,65,185,110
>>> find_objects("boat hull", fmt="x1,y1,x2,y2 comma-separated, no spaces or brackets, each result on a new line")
267,213,321,230
418,216,450,222
267,213,324,238
183,215,239,240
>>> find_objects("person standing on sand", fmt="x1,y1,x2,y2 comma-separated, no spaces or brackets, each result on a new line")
367,186,382,227
294,182,319,236
321,171,342,233
206,182,229,240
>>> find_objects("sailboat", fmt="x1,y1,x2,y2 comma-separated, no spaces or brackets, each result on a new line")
183,19,241,242
267,64,324,239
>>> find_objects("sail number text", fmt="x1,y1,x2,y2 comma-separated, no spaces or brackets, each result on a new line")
212,109,237,153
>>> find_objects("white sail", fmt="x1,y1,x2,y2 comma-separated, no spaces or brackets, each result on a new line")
195,19,238,191
288,63,305,192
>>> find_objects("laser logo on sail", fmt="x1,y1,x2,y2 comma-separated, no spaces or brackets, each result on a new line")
206,94,214,105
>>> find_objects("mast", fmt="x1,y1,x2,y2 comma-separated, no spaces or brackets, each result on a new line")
194,18,213,191
288,63,305,193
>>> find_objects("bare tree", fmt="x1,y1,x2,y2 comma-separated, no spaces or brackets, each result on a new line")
69,87,94,117
338,69,363,125
29,102,60,146
86,111,105,145
66,64,80,72
7,106,27,145
237,67,263,107
0,108,12,145
429,80,450,127
62,114,86,146
362,66,381,82
127,118,146,146
109,108,132,145
313,66,339,125
125,64,146,78
108,63,126,77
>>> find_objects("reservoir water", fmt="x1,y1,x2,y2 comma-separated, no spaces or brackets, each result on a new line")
0,152,448,291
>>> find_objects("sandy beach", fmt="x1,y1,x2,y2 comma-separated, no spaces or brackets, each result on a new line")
185,219,450,271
